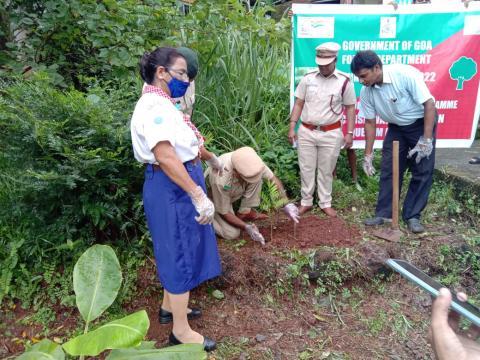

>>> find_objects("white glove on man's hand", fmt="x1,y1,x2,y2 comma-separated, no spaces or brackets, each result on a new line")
363,153,376,176
188,186,215,225
407,136,433,164
245,223,265,245
283,203,300,223
206,154,225,177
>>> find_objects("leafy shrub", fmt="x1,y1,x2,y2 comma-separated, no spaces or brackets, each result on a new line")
3,0,295,186
0,226,24,304
0,74,147,303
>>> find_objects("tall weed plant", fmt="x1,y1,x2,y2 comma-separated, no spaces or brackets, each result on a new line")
174,1,299,195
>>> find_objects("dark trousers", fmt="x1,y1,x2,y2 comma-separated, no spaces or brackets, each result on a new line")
375,118,436,222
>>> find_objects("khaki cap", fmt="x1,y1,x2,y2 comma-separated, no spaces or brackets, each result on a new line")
231,147,265,184
315,42,340,66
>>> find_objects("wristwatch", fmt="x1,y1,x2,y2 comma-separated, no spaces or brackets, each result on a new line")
424,137,433,143
347,131,354,135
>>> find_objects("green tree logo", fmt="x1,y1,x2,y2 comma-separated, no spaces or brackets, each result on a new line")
449,56,477,90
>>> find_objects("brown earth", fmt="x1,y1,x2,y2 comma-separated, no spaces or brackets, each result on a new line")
260,215,361,249
0,214,473,359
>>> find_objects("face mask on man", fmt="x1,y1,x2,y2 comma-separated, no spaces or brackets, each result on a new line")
167,76,190,98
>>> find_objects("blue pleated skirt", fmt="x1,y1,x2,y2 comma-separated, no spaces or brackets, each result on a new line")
143,161,221,294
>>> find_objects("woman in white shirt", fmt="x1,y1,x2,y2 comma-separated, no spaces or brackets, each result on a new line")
131,47,221,351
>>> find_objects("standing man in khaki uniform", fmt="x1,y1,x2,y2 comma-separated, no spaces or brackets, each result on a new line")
288,42,356,217
207,147,300,245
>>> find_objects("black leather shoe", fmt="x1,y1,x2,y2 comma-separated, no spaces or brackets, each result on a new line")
168,332,217,352
407,218,424,233
159,307,202,324
364,217,388,226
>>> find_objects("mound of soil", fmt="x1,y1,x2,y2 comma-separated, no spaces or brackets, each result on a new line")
259,215,361,249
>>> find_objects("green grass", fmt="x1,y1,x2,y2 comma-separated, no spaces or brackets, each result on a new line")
214,336,251,359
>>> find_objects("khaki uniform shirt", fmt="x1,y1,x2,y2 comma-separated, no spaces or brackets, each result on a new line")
208,152,274,215
173,80,196,117
294,69,356,125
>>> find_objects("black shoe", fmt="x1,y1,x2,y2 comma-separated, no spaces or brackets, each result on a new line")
168,332,217,352
407,218,424,233
364,217,390,226
159,307,202,324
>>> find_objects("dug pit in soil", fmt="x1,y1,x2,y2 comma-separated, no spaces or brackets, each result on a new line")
259,215,361,249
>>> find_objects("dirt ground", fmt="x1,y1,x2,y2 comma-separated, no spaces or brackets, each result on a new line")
0,213,474,359
261,215,360,249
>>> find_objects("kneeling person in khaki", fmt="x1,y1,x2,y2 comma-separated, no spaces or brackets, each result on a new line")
289,42,356,217
207,147,300,245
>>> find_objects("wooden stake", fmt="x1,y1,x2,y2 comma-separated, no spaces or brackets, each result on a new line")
392,141,399,230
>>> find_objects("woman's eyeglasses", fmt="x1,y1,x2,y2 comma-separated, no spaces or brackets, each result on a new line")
167,68,189,81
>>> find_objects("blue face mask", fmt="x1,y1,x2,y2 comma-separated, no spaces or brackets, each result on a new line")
167,77,190,98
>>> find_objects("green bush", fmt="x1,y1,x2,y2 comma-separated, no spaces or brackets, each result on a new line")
0,74,146,302
2,0,295,187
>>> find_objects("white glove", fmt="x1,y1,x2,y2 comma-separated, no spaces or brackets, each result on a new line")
407,136,433,164
245,224,265,246
206,154,225,177
188,186,215,225
363,153,376,177
283,203,300,224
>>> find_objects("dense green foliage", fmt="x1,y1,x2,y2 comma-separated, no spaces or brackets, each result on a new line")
0,75,145,305
1,0,179,87
0,75,142,242
0,75,148,306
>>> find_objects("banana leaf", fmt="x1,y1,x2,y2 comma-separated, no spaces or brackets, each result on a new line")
73,244,122,323
106,344,207,360
62,310,149,356
16,339,65,360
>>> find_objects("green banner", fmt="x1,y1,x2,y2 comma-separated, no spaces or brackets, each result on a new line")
292,3,480,148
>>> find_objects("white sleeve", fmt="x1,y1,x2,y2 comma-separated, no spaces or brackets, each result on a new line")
143,103,178,151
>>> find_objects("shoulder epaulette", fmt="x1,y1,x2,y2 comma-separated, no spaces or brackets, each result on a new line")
336,72,351,96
